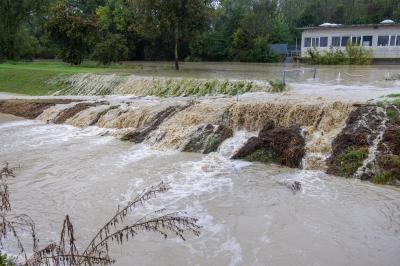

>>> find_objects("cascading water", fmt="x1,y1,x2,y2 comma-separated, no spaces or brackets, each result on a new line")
31,98,356,171
354,106,388,178
1,109,400,266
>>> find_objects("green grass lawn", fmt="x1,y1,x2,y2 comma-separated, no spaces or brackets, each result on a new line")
0,61,133,95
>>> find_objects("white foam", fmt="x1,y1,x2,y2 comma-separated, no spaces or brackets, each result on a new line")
218,131,257,158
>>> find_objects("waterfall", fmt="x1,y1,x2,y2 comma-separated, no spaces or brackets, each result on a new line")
52,73,269,97
0,96,391,181
354,106,388,178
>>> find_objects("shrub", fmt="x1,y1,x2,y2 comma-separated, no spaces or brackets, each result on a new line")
336,147,368,177
346,44,372,65
387,93,400,98
268,80,287,93
306,44,372,65
373,172,395,185
92,34,128,65
0,253,14,266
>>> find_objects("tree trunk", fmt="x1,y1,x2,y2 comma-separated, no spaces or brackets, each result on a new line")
174,27,179,71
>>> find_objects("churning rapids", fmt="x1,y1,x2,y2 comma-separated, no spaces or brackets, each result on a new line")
1,106,400,265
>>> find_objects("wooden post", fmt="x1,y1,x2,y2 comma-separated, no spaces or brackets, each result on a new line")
282,71,286,86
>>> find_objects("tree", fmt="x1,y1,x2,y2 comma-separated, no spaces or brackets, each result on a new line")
128,0,211,70
0,0,48,60
47,2,97,65
91,34,128,65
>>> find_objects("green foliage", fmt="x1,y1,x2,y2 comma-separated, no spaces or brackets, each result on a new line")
306,45,372,65
386,108,399,123
92,34,128,65
0,0,48,60
0,253,15,266
345,45,373,65
1,0,400,63
129,0,211,69
47,3,97,65
252,37,279,62
336,147,368,177
268,80,287,93
150,79,261,97
244,149,276,164
387,93,400,98
372,172,395,185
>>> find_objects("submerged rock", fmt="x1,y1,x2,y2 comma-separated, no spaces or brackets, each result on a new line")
182,124,233,154
121,105,190,143
233,121,305,168
0,99,77,119
53,102,96,124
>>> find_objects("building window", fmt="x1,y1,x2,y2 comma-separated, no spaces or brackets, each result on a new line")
351,36,361,45
304,37,311,48
311,37,320,47
362,36,373,46
397,36,400,46
377,35,389,46
390,35,396,46
320,37,328,47
332,36,341,47
341,36,350,47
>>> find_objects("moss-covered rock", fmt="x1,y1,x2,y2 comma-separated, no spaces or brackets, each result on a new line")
233,122,305,168
244,149,276,164
333,147,368,178
327,106,385,178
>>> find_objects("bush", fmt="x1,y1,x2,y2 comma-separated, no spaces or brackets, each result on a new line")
373,172,394,185
306,44,372,65
268,80,287,93
346,44,372,65
252,37,279,63
92,34,128,65
0,253,15,266
336,147,368,177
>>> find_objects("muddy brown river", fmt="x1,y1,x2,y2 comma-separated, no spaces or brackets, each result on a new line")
1,113,400,266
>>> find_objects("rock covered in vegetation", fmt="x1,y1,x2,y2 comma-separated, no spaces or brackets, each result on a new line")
375,105,400,184
326,106,385,178
182,124,233,154
0,99,77,119
233,121,305,168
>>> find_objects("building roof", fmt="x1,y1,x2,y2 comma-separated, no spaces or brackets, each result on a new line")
297,23,400,31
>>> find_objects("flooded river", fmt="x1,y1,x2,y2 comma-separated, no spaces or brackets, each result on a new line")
1,114,400,266
119,62,400,87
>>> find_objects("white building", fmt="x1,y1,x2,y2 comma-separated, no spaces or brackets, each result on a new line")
299,20,400,59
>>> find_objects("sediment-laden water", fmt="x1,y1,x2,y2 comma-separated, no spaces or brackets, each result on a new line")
1,114,400,266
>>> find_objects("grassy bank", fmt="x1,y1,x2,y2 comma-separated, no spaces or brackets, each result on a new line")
0,61,128,95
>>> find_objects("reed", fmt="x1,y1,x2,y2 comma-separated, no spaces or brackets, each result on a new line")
0,163,38,262
0,163,200,265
